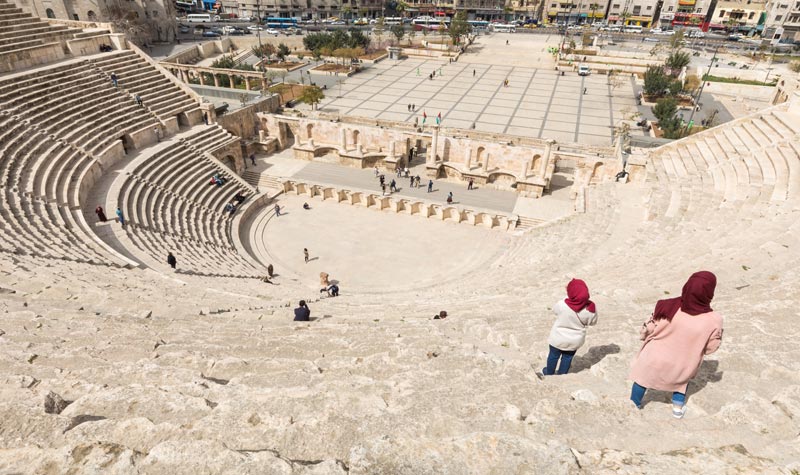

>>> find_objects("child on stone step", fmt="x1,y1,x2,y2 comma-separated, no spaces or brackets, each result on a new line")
539,279,598,377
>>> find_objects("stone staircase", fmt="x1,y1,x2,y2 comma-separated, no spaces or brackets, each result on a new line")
242,170,285,191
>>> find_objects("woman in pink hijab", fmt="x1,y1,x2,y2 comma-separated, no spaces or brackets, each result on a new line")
540,279,598,376
630,271,723,418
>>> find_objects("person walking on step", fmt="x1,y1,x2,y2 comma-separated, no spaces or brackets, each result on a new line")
110,72,118,87
304,248,309,264
250,153,256,166
95,205,107,222
167,252,177,270
629,271,723,419
115,207,125,226
134,94,143,107
390,179,397,193
294,300,310,321
539,279,598,377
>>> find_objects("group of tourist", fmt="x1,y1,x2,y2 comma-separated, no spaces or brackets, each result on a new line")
531,272,723,419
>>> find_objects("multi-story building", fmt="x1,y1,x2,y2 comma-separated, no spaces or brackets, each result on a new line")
763,0,800,43
711,0,767,32
509,0,545,20
12,0,176,41
454,0,506,20
656,0,713,28
544,0,610,23
605,0,660,26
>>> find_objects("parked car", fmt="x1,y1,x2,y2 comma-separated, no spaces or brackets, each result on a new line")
179,25,190,33
247,25,264,31
354,17,369,25
228,28,247,35
202,30,221,37
265,28,280,36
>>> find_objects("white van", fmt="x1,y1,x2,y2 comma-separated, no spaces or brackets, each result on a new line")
187,14,212,23
578,64,590,76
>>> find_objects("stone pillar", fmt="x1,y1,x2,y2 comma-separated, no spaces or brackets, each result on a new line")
388,140,396,159
213,74,219,87
200,102,216,124
244,77,251,90
198,72,206,86
521,160,529,179
482,153,489,172
427,126,439,165
227,74,234,88
340,128,347,150
540,139,555,176
464,146,472,169
261,77,268,91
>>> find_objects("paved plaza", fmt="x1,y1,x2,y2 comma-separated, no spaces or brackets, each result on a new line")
318,34,640,146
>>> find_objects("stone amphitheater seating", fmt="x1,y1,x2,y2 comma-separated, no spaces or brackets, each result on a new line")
90,50,202,124
0,0,85,70
1,33,800,470
111,126,261,277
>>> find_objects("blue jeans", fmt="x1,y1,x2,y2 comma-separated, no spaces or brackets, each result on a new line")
630,382,686,408
543,345,576,375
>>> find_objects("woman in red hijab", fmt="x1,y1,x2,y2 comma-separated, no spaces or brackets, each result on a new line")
630,271,723,418
539,279,598,376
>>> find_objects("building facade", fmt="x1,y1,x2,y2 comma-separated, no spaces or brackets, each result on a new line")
657,0,713,28
761,0,799,42
12,0,177,41
712,0,766,32
544,0,610,23
605,0,660,26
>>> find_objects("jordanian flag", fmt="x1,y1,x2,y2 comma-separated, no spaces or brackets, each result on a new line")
422,111,427,124
436,112,441,125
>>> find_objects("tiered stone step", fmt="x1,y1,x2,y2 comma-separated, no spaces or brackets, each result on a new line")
0,0,83,61
90,50,201,123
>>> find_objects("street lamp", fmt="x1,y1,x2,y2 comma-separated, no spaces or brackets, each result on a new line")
682,44,720,137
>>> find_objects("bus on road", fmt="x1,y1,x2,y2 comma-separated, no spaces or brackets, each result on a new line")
491,23,517,33
265,17,298,29
412,16,449,30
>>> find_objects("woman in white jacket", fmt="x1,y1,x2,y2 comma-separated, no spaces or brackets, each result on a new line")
540,279,598,376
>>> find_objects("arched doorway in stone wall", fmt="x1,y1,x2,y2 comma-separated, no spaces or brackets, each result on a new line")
475,146,485,167
550,157,576,193
352,130,360,148
87,10,97,20
590,162,605,185
531,154,541,174
45,8,55,17
280,122,295,148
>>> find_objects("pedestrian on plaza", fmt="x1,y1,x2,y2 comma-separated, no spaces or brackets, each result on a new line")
427,179,433,193
390,179,397,192
95,205,107,222
438,67,442,76
408,104,411,112
417,67,420,76
167,251,177,270
304,248,309,263
134,94,143,106
416,175,421,188
506,39,509,45
381,182,387,194
473,69,476,77
250,153,256,166
293,300,311,321
379,174,385,186
630,271,723,419
446,191,453,204
328,283,339,297
267,263,274,278
116,207,125,226
414,117,418,127
583,87,587,95
412,104,416,111
274,204,281,216
467,178,474,190
409,174,415,188
110,72,118,87
539,278,598,377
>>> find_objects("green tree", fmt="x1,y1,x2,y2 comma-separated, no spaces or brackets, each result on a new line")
643,65,670,96
211,55,236,69
669,28,685,50
589,3,600,23
391,24,405,45
299,85,324,110
652,97,682,138
449,11,469,46
276,43,291,62
665,50,691,73
252,44,276,63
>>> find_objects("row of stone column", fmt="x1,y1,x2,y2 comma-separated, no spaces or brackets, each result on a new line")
170,67,268,91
